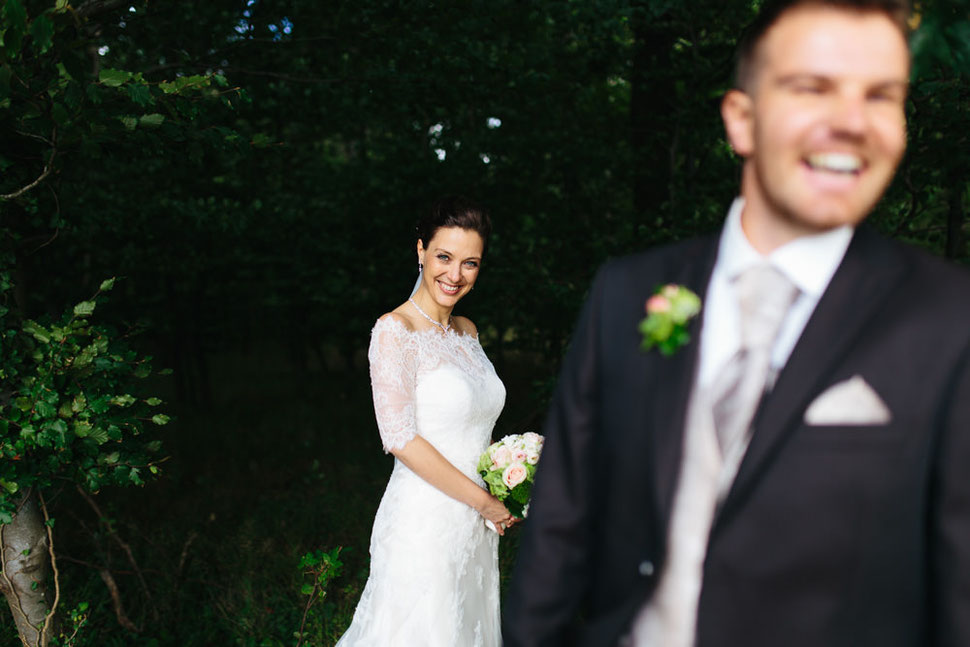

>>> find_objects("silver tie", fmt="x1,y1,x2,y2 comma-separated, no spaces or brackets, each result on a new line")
711,264,799,459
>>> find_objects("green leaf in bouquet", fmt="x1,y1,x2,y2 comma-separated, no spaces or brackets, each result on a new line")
482,471,508,498
506,500,526,518
511,483,531,505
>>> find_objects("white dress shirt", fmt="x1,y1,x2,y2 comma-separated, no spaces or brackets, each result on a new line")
631,197,853,647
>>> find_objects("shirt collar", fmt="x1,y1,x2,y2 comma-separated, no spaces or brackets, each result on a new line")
717,197,854,299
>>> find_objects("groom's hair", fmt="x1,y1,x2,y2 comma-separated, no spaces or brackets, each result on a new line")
734,0,912,91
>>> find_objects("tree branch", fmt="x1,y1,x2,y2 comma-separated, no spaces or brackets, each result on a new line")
76,487,156,616
0,127,57,202
38,493,60,647
98,569,139,633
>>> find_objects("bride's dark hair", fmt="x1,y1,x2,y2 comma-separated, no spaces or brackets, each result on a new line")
417,196,492,256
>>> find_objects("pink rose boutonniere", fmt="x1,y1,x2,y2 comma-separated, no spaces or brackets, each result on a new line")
639,284,701,356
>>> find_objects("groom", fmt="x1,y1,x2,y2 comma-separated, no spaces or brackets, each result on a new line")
504,1,970,646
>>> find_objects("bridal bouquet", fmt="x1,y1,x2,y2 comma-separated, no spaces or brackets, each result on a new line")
477,432,544,528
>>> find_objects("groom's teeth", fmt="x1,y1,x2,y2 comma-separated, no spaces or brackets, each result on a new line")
807,153,861,173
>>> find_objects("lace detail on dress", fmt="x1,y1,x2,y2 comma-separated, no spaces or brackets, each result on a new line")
368,315,496,452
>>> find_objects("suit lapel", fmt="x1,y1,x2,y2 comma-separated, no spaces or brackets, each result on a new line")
715,228,908,526
648,235,719,526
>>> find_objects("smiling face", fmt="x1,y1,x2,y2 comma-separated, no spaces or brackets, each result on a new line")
721,5,909,252
415,226,484,312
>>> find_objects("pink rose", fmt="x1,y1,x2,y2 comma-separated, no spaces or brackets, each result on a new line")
646,295,671,314
492,446,512,468
526,452,540,465
503,463,528,488
512,449,529,463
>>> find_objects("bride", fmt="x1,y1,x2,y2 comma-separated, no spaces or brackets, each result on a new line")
336,197,514,646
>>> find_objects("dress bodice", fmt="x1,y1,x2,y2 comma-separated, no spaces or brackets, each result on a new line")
368,316,506,478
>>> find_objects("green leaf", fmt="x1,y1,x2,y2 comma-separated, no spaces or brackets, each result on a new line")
139,113,165,128
58,401,74,418
120,115,137,131
29,14,54,55
44,518,55,528
73,300,96,317
35,401,56,418
110,394,135,407
22,320,50,343
146,397,162,406
127,82,154,106
99,68,131,87
50,100,71,128
2,0,28,57
99,278,116,291
151,414,170,426
88,427,109,445
251,132,273,148
0,479,18,494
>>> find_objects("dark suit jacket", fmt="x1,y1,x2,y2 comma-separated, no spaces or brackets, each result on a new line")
503,227,970,647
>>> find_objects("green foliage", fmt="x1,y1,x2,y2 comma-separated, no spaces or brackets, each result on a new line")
0,273,167,523
295,546,345,646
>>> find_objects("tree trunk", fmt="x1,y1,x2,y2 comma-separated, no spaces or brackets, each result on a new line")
0,491,54,647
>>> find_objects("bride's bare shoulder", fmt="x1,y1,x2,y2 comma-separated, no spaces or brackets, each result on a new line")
376,307,418,331
451,315,478,338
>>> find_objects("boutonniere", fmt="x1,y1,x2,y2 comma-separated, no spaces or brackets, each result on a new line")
639,284,702,356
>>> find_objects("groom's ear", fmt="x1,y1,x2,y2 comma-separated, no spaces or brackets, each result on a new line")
721,89,754,158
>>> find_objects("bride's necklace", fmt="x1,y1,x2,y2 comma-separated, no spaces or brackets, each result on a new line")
408,297,452,333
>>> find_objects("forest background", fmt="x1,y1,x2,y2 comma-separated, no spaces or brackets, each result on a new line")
1,0,968,645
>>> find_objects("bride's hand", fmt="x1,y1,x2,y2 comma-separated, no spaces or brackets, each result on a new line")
476,495,514,536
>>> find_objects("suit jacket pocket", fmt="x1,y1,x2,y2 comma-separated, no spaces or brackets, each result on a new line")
795,422,904,451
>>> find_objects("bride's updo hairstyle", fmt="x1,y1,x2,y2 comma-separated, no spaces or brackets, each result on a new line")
417,196,492,257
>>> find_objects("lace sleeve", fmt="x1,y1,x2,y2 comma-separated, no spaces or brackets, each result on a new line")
368,317,420,452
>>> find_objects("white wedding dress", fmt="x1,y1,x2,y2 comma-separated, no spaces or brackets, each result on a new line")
336,316,506,647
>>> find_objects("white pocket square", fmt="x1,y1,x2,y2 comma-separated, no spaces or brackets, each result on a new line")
803,375,892,426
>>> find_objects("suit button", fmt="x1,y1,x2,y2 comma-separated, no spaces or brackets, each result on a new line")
638,560,655,577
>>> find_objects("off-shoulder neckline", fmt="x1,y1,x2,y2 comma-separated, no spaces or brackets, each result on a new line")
373,314,480,342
